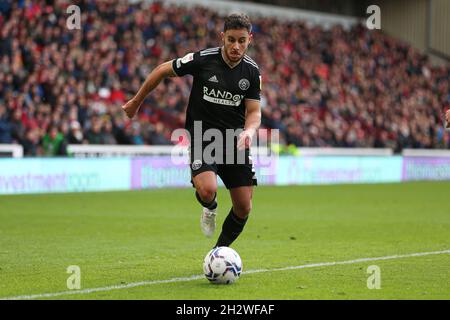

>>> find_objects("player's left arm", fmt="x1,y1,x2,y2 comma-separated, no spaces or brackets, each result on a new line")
237,99,261,150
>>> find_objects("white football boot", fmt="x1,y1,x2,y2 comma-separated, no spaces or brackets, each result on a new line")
200,207,217,238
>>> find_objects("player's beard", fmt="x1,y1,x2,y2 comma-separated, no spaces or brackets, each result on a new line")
226,47,245,63
228,50,242,61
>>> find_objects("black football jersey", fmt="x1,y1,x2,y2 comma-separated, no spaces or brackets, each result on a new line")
172,47,261,134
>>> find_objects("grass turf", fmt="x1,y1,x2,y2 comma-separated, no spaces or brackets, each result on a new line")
0,181,449,299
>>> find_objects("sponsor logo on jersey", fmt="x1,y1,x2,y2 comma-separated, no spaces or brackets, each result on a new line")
203,86,244,106
238,78,250,91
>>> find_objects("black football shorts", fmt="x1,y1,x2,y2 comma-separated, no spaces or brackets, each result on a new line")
189,144,257,189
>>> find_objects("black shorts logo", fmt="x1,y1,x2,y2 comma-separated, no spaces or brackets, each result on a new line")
192,159,202,171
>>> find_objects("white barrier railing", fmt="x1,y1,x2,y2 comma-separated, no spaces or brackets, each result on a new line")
401,149,450,157
67,144,273,157
67,144,182,157
297,148,393,156
0,144,24,158
66,145,393,157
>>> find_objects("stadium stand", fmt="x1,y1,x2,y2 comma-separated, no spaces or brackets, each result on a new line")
0,0,449,156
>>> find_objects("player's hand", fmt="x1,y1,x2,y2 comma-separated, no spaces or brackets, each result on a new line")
446,109,450,129
237,129,255,150
122,98,142,119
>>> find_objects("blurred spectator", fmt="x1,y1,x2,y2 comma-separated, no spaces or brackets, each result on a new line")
149,122,172,145
101,119,117,145
0,105,12,143
86,118,103,144
67,121,84,144
130,123,145,145
10,108,26,144
22,128,40,156
112,114,132,144
42,125,67,156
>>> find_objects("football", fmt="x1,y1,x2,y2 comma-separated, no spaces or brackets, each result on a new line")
203,247,243,284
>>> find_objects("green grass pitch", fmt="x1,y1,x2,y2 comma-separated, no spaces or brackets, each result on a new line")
0,181,449,299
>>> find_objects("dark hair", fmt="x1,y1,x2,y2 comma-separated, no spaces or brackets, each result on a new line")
224,13,252,33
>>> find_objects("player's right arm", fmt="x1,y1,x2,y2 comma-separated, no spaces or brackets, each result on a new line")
123,51,201,119
122,60,176,119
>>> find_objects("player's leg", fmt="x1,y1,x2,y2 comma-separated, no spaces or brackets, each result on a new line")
215,186,253,247
192,170,218,209
192,170,218,237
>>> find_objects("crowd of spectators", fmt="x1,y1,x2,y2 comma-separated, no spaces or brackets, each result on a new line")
0,0,449,156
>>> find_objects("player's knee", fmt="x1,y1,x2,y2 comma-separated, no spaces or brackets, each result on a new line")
234,202,252,219
196,185,217,203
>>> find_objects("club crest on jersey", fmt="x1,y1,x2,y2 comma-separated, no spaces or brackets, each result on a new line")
191,159,202,171
238,78,250,91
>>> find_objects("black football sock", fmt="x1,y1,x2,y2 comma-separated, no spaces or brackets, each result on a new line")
215,208,248,247
195,191,217,210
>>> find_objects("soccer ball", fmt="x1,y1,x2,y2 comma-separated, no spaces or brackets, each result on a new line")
203,246,242,284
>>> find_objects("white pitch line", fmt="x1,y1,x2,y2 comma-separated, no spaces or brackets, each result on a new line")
2,249,450,300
